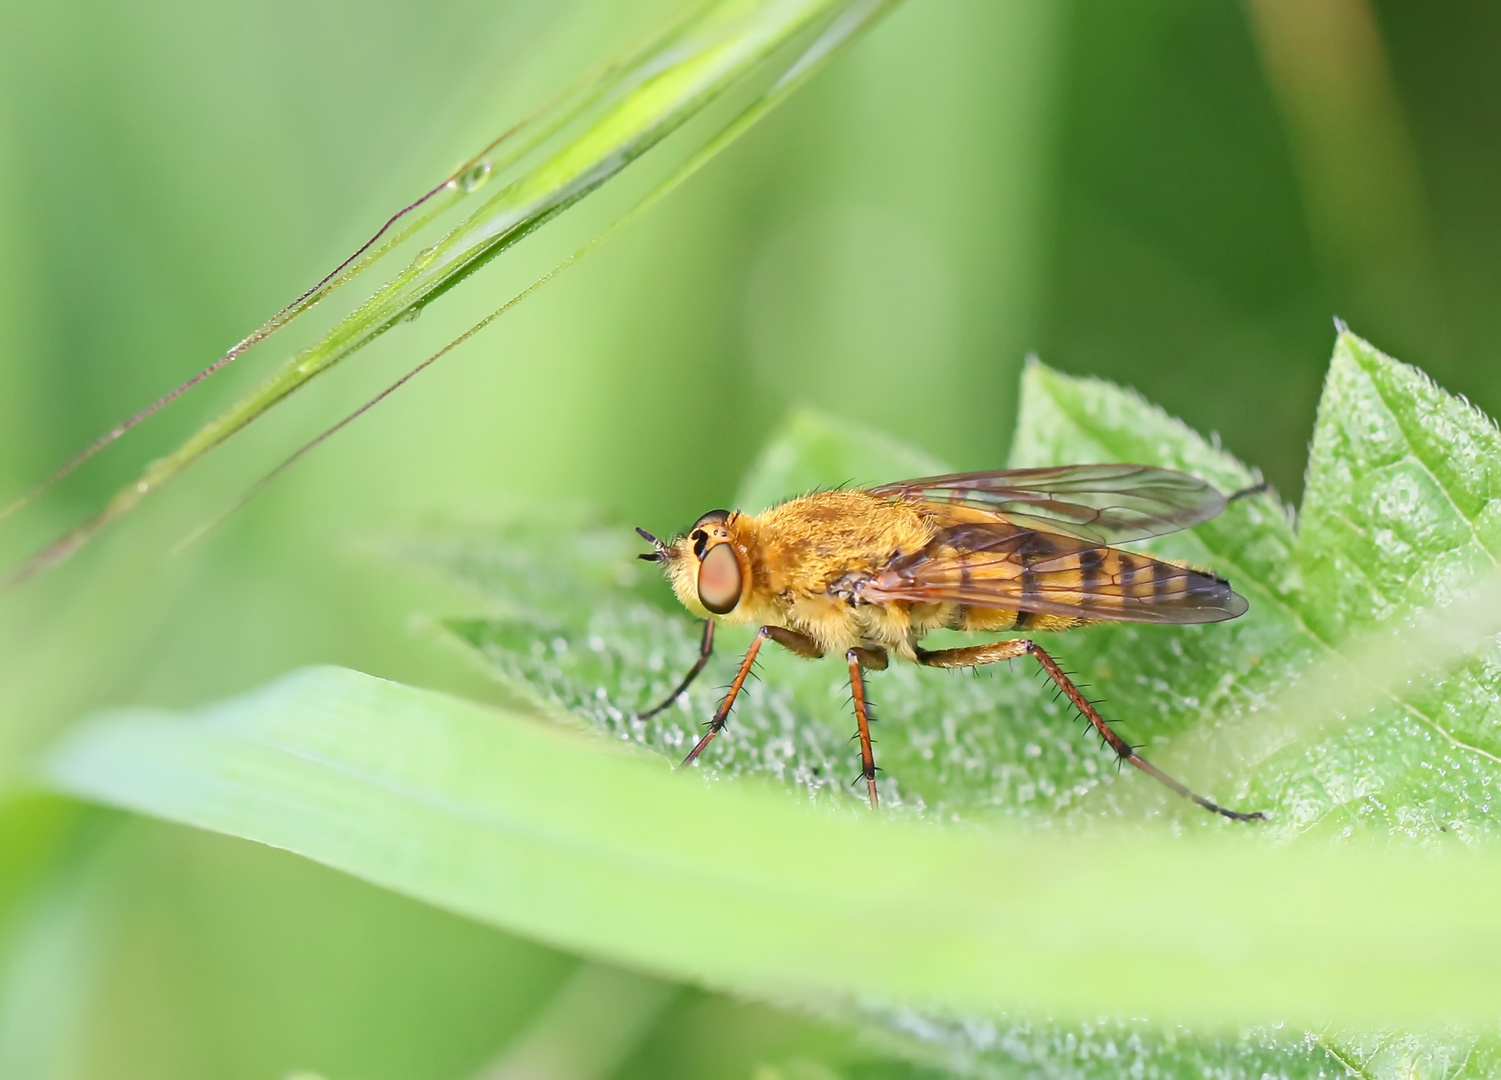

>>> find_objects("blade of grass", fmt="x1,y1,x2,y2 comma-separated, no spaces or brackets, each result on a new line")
175,0,899,552
0,0,708,527
1,0,893,590
37,665,1501,1030
0,134,471,525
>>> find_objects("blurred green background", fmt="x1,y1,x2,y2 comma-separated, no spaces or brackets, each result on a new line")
1,0,1499,1076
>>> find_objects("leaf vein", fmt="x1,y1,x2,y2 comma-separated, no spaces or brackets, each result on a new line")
1314,1031,1377,1080
1356,355,1501,568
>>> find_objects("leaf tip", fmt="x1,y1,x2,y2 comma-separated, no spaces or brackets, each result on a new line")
1329,320,1380,375
1016,352,1061,403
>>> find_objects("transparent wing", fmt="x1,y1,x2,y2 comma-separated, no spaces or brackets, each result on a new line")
868,463,1228,545
861,520,1248,625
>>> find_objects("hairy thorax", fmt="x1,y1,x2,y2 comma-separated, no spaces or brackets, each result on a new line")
723,491,933,656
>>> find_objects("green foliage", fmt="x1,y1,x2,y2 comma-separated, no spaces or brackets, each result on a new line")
35,331,1501,1076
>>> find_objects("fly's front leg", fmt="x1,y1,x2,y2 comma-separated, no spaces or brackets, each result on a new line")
915,639,1264,822
682,626,822,766
638,620,715,720
846,646,888,810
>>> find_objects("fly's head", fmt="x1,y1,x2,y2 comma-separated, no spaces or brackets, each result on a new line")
636,509,749,620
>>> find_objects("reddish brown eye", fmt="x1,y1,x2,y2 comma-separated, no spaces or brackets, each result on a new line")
696,543,742,614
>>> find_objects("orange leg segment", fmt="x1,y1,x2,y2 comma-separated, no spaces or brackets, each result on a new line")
846,647,888,809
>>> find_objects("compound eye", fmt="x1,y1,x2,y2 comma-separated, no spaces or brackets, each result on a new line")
696,543,742,614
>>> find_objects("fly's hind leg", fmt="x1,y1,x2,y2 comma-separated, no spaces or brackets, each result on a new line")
915,639,1264,822
846,647,888,810
682,626,823,767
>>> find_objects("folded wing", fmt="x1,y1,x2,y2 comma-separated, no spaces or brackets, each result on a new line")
862,519,1248,625
867,463,1228,545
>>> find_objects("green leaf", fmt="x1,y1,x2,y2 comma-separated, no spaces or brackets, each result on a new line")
37,331,1501,1076
36,664,1501,1037
1281,335,1501,839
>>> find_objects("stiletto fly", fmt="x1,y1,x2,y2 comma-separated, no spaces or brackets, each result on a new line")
636,464,1264,820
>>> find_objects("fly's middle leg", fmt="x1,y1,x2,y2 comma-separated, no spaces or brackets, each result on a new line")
914,639,1264,822
846,646,888,810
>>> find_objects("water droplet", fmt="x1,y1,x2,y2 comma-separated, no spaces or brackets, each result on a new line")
456,159,491,194
400,306,422,323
